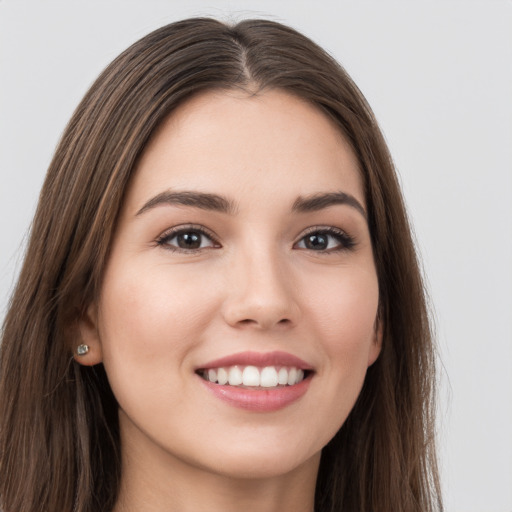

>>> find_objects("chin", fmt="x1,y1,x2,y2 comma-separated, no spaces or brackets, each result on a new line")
185,429,324,481
200,448,321,481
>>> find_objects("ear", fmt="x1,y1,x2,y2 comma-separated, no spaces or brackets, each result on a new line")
367,315,383,367
74,303,104,366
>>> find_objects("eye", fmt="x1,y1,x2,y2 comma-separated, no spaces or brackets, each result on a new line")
294,227,355,252
156,225,220,252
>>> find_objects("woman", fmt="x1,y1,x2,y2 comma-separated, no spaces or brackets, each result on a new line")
0,17,442,512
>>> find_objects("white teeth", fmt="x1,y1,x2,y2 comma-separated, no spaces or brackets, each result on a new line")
287,367,297,386
228,366,243,386
242,366,260,386
260,367,278,387
202,365,307,388
278,367,288,385
217,367,228,385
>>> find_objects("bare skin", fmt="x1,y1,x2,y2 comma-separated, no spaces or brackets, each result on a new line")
114,424,319,512
78,89,381,512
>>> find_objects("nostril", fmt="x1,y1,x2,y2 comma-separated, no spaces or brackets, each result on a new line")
238,318,279,329
222,296,299,330
234,317,292,329
239,319,257,325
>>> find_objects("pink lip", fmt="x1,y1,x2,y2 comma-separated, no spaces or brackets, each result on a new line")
198,375,312,412
197,350,313,370
196,351,314,412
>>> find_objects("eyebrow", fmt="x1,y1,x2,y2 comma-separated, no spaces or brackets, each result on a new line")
136,189,366,219
136,190,237,216
292,192,367,219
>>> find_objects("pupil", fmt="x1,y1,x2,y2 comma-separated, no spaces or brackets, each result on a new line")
306,234,327,250
178,232,201,249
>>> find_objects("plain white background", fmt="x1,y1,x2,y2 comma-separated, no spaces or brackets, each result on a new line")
1,1,511,510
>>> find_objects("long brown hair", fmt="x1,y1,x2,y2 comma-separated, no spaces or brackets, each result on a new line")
0,17,442,512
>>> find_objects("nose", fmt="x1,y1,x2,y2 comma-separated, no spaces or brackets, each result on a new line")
221,247,300,330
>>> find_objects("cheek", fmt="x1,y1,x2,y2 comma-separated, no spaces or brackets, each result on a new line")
310,266,379,342
99,261,218,352
290,266,380,455
304,265,380,386
95,260,223,404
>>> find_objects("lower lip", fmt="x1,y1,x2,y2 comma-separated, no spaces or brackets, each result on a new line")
199,375,312,412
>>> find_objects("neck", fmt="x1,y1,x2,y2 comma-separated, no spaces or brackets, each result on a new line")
113,423,319,512
114,455,318,512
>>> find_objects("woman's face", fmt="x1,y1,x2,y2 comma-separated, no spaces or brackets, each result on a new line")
80,89,381,480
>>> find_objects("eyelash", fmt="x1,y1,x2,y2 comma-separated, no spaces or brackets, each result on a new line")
155,225,356,254
295,226,356,253
156,224,220,253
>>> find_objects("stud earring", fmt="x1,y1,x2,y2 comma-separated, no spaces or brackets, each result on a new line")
76,344,89,356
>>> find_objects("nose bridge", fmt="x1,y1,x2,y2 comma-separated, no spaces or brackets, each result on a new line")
222,238,299,329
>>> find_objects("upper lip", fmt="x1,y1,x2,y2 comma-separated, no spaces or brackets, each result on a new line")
197,351,314,371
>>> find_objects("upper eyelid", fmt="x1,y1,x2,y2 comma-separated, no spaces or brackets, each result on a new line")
293,225,356,251
155,224,221,250
296,225,350,238
155,224,353,246
158,224,218,239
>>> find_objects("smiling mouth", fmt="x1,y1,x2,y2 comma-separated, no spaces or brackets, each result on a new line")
196,365,312,389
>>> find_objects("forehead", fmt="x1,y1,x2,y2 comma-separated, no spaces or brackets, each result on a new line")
126,89,364,212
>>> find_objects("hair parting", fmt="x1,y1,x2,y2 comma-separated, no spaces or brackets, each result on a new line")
0,17,442,512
